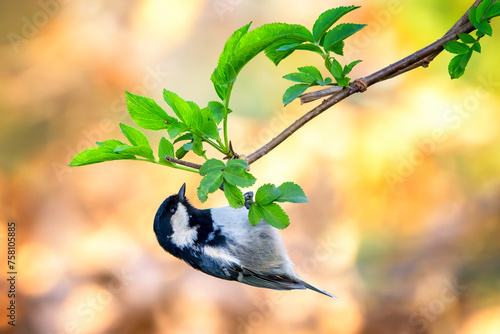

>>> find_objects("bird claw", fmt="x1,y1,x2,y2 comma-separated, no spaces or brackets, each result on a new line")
244,191,254,209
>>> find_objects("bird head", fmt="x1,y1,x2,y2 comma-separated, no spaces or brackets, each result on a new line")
154,183,198,249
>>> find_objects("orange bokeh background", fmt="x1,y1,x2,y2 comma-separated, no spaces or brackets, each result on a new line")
1,1,500,333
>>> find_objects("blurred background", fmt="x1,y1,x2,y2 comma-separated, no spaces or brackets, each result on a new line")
1,0,499,333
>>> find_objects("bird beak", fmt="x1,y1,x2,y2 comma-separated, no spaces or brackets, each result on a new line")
178,183,186,201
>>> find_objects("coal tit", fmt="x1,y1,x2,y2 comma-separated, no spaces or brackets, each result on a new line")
153,183,335,298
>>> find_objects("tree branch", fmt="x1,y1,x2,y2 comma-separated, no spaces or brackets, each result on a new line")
246,0,487,165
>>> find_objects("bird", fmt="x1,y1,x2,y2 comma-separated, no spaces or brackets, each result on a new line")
153,183,335,298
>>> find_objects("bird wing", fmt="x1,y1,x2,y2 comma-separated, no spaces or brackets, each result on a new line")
200,246,303,290
235,265,306,291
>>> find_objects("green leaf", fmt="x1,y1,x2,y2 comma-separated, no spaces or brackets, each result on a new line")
163,90,193,125
125,91,176,130
119,123,150,147
275,42,302,52
113,144,155,160
226,159,249,169
212,22,252,97
96,139,126,150
329,58,344,80
265,41,323,65
458,33,476,44
192,136,205,157
317,77,333,86
448,50,473,79
223,166,256,187
324,23,366,53
290,43,325,53
248,204,263,226
222,159,255,187
329,40,345,56
200,159,225,176
218,23,252,65
283,72,315,84
471,41,481,53
212,22,313,98
222,63,237,84
298,66,323,82
197,187,209,203
344,59,362,75
232,23,313,70
469,6,479,26
158,137,175,165
166,122,189,139
211,63,237,100
276,182,309,203
255,184,282,206
258,203,290,229
469,7,493,36
443,40,471,54
118,123,155,160
187,101,203,132
282,84,309,106
264,39,301,65
175,144,190,159
199,108,221,141
266,38,304,51
173,133,193,144
337,77,350,87
69,146,136,167
476,0,493,22
223,181,245,208
207,101,226,125
202,119,221,141
485,2,500,19
312,5,361,43
479,20,493,36
329,58,351,87
212,76,227,101
198,170,224,202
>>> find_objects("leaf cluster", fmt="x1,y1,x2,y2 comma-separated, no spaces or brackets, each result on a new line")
445,0,500,79
69,5,366,228
196,159,309,229
267,6,366,105
70,91,227,171
248,182,309,229
197,158,255,207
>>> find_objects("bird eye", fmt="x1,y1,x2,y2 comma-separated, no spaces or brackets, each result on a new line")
169,206,176,214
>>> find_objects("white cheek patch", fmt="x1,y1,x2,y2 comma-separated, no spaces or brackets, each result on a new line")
170,203,197,248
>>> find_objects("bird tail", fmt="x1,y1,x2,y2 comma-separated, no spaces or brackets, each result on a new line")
299,280,337,298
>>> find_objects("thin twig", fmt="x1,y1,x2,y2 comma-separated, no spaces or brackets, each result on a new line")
246,0,486,165
299,86,343,103
165,156,201,170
